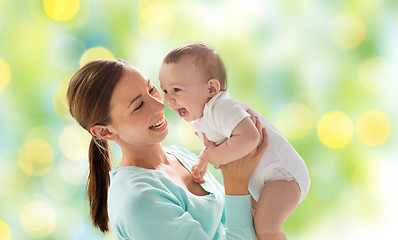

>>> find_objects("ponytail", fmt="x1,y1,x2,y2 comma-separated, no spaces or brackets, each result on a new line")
67,59,127,232
87,137,111,232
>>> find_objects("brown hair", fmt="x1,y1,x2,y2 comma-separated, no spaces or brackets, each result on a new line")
67,59,127,232
163,42,227,90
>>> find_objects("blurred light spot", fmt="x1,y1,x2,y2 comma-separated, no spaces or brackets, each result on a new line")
104,230,118,240
0,58,10,92
20,201,56,238
276,102,313,139
26,126,58,145
0,149,30,185
49,35,85,72
352,161,378,196
79,46,115,67
43,168,70,199
25,139,54,163
330,13,366,49
138,1,174,41
43,0,80,22
52,76,73,121
177,120,203,151
0,220,12,240
54,207,85,239
18,139,54,176
59,156,88,185
317,111,353,148
359,58,394,94
59,124,91,161
356,110,391,146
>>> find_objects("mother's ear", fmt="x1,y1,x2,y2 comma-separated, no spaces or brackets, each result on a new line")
90,125,116,141
207,79,221,97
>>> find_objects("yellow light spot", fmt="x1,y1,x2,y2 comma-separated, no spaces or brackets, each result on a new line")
356,110,391,146
330,13,366,49
79,46,115,67
0,149,30,185
20,201,56,239
25,139,54,163
276,102,313,139
0,59,10,92
317,111,353,148
26,126,58,144
352,161,379,196
43,0,80,22
59,124,91,161
138,1,174,41
52,76,72,121
177,120,203,151
358,58,393,94
0,220,12,240
18,139,54,176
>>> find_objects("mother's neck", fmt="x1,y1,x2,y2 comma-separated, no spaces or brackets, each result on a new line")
118,143,168,169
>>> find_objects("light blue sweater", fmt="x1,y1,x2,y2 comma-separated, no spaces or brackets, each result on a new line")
108,145,257,240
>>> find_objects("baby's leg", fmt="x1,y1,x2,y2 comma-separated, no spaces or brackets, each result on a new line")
254,180,301,240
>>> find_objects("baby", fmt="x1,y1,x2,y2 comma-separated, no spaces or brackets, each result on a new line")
159,42,310,240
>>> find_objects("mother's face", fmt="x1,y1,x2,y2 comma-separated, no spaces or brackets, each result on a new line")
105,65,168,146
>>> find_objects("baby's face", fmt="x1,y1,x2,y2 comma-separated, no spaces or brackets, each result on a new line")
159,60,211,122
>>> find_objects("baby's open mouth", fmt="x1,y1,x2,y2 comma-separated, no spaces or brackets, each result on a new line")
177,108,188,118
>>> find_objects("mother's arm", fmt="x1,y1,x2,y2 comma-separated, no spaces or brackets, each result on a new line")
218,114,268,239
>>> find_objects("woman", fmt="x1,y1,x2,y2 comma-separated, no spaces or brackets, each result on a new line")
67,59,268,239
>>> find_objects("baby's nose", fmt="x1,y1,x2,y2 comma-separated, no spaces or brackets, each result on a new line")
165,95,175,106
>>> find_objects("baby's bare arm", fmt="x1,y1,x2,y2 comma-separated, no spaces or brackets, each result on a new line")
206,117,260,167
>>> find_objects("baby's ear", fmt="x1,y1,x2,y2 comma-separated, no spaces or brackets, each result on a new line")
207,79,220,97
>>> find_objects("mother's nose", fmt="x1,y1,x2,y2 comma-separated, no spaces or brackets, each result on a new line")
150,94,165,111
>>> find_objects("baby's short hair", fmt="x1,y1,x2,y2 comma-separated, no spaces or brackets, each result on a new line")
163,42,227,90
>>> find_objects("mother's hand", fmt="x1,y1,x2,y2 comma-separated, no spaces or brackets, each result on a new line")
220,112,269,195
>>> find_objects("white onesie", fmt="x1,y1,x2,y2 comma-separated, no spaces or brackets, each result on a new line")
191,91,310,202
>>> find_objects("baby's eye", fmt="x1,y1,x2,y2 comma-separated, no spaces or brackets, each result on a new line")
162,89,168,94
173,88,181,92
149,85,156,94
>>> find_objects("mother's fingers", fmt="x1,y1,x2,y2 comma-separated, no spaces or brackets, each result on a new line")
202,133,216,149
255,116,262,138
247,110,261,138
256,128,269,156
247,109,256,125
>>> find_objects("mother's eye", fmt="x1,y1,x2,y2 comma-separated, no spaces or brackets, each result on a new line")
134,102,144,111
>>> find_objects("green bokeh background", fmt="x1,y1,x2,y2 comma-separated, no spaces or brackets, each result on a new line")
0,0,397,239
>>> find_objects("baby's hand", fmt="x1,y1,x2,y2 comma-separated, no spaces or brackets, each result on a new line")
191,161,208,184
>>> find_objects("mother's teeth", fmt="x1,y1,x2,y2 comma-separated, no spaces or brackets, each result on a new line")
151,117,165,128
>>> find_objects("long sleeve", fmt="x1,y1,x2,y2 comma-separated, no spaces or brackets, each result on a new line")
224,195,257,239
